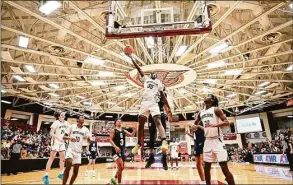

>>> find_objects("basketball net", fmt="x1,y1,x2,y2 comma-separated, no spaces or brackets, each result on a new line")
152,37,170,63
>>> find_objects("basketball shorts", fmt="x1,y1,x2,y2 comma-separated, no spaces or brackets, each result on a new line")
194,142,204,157
51,142,66,152
203,138,228,163
171,152,179,159
88,152,97,160
113,152,125,162
139,101,160,118
65,149,82,164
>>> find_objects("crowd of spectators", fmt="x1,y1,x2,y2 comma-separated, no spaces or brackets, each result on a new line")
92,121,114,135
1,124,51,160
228,128,293,163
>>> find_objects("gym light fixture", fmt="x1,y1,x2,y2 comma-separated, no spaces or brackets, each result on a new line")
202,79,217,84
13,75,26,82
49,83,59,89
286,64,293,71
258,81,270,87
89,81,106,86
24,65,36,73
48,92,59,97
98,71,115,77
84,56,105,66
18,36,29,48
223,69,242,76
255,90,267,95
209,42,229,54
226,93,237,98
39,1,62,15
114,85,127,90
145,37,155,49
175,46,188,57
207,60,226,69
1,100,11,104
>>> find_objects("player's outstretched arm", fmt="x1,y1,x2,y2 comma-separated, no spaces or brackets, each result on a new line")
130,57,144,77
124,128,136,137
160,91,172,120
124,73,144,88
214,107,230,127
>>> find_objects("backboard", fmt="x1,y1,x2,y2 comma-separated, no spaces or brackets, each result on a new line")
106,1,212,39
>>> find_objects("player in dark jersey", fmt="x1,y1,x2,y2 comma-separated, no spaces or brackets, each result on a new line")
85,135,100,177
186,112,206,184
109,119,136,185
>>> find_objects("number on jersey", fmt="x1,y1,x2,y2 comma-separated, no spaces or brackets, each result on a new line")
76,136,80,142
147,84,154,89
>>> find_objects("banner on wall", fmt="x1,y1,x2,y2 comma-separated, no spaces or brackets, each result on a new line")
253,154,289,164
178,141,188,154
223,133,237,140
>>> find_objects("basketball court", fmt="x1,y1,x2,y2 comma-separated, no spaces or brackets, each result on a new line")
1,0,293,185
2,162,292,184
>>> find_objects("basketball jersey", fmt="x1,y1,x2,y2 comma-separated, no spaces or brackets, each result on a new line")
158,92,167,112
112,128,126,152
50,120,69,145
194,122,205,143
200,107,222,138
170,142,179,153
142,76,163,102
66,124,90,153
89,141,98,153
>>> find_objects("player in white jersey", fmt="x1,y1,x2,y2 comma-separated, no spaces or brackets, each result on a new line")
127,55,172,170
169,138,180,170
62,115,91,185
43,112,69,185
192,94,235,185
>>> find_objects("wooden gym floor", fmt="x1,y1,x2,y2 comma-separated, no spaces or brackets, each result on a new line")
1,162,292,184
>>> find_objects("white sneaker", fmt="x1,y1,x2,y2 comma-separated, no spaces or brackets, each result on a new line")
92,171,96,177
85,171,88,177
200,181,206,184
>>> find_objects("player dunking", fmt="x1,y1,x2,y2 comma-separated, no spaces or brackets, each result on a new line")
125,73,170,169
43,112,69,185
62,115,91,185
85,135,100,177
109,119,136,185
186,112,206,184
192,94,235,185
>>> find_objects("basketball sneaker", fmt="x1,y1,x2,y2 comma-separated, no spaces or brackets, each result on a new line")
110,178,118,185
145,154,155,168
42,174,49,185
57,173,63,180
131,144,140,154
92,170,96,177
161,140,169,152
85,170,88,177
161,153,168,170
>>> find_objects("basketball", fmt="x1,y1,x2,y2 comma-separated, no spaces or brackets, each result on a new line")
124,45,134,55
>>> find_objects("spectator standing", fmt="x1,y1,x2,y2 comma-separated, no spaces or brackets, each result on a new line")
285,134,293,171
8,139,22,175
